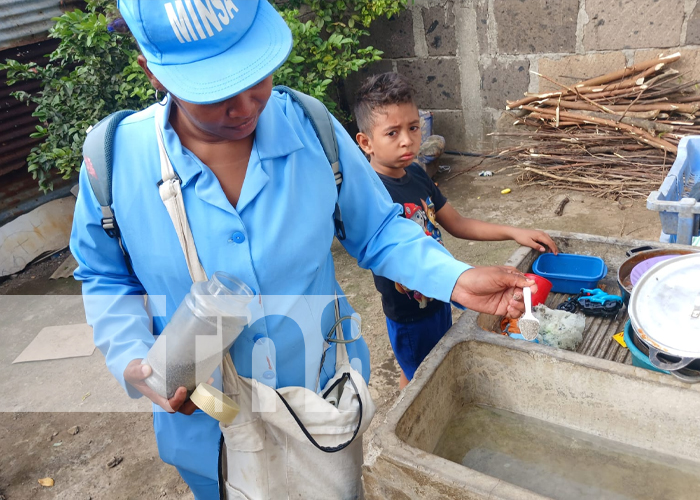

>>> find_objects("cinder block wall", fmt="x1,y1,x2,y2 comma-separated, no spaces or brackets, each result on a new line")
345,0,700,152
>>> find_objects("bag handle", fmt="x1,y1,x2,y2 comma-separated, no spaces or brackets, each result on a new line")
274,374,363,453
154,116,208,283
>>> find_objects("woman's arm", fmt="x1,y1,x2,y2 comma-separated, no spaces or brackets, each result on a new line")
70,164,156,399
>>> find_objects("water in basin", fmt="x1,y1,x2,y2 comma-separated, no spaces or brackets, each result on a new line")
433,404,700,500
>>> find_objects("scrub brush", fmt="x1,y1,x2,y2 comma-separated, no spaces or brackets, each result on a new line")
518,287,540,341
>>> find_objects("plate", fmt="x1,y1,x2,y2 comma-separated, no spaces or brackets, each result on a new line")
630,255,682,286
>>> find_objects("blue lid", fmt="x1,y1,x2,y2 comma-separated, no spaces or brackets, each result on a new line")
532,253,607,281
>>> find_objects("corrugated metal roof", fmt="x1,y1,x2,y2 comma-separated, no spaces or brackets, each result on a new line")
0,38,60,177
0,0,84,51
0,38,76,226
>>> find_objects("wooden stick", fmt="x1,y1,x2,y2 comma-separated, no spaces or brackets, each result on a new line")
531,71,616,113
561,86,646,101
575,110,675,133
539,99,700,114
574,52,681,87
506,92,563,110
523,167,650,186
521,105,678,153
571,64,660,94
554,196,570,216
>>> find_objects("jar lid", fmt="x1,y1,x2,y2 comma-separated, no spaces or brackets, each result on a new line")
190,272,253,323
190,383,239,425
629,254,700,358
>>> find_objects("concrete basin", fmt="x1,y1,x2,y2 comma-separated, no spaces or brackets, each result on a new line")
364,233,700,499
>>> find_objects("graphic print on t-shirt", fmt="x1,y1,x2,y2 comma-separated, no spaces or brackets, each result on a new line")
373,163,449,322
395,196,444,308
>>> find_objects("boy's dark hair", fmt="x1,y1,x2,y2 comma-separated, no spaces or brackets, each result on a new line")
354,72,416,135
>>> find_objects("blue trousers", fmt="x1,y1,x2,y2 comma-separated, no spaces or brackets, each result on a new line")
386,302,452,380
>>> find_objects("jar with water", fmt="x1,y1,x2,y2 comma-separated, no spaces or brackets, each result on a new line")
143,272,253,399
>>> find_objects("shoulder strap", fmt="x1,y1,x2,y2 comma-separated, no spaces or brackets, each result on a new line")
82,110,136,273
273,86,345,240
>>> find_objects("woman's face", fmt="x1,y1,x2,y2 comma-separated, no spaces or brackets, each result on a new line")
171,76,274,142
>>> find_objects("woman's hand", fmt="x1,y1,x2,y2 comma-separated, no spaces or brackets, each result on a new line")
124,359,198,415
509,228,558,254
450,267,535,318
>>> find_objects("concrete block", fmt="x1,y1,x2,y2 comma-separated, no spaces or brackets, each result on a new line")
537,52,628,92
686,3,700,45
480,57,530,110
362,10,415,59
493,110,529,150
396,58,462,109
473,110,522,152
583,0,683,50
634,47,700,83
422,2,457,56
431,110,468,151
0,197,75,277
494,0,578,54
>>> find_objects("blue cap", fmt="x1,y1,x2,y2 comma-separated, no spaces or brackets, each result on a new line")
117,0,293,104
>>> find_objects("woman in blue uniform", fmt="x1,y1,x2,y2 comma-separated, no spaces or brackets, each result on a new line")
70,1,532,497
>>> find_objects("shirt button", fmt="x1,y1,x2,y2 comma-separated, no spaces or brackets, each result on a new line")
232,232,245,244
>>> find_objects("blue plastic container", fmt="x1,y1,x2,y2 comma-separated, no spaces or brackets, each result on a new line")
531,253,608,294
623,320,668,374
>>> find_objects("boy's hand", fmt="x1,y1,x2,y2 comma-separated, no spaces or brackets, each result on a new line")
451,267,535,318
124,359,199,415
510,228,558,254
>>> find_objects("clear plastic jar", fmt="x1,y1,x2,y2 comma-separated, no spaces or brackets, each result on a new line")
143,272,253,399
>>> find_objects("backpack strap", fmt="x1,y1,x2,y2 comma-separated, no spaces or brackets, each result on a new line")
273,85,346,240
82,110,136,274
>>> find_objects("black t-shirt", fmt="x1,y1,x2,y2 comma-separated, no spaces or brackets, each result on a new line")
373,163,449,323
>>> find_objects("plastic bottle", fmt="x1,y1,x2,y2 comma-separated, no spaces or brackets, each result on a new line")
252,334,277,389
143,272,253,399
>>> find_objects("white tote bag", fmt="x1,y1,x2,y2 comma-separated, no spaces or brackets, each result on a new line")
154,117,376,499
219,308,375,500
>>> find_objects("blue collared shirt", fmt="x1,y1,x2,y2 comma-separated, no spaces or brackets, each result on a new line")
70,90,471,397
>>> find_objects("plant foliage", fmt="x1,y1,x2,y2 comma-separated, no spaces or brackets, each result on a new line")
0,0,407,191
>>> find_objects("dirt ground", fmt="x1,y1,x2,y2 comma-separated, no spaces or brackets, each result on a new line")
0,155,661,499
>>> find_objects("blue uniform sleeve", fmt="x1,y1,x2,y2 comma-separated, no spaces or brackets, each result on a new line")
70,164,154,399
332,118,471,304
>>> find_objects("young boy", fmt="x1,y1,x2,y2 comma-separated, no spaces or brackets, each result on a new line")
354,73,558,389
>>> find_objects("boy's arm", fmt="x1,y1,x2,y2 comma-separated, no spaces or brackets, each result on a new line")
436,202,558,254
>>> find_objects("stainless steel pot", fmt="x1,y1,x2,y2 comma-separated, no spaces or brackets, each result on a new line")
629,324,700,383
617,246,697,305
628,253,700,381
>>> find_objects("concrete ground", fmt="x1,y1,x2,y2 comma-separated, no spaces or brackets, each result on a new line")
0,155,661,499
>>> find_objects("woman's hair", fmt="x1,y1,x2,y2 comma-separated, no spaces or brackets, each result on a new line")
353,72,416,136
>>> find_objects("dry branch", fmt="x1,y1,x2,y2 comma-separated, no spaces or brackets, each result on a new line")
497,54,698,199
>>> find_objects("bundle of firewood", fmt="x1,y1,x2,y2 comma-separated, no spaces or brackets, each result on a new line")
495,53,700,198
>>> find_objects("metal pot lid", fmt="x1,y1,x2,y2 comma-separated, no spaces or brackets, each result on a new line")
629,253,700,358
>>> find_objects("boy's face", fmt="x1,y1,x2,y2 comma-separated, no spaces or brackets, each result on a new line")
357,102,421,177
